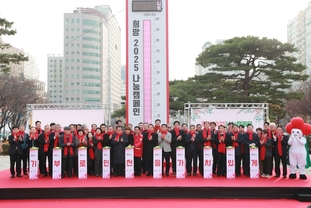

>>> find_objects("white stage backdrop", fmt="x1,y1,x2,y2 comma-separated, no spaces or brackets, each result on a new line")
32,109,105,129
190,108,264,129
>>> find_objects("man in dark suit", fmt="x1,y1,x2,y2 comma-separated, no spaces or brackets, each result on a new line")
59,126,77,178
170,121,186,176
8,126,24,178
243,124,260,177
272,126,288,178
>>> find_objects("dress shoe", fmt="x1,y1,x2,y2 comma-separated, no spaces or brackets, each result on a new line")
187,173,191,176
300,174,307,180
95,174,99,177
193,173,197,176
61,175,65,178
283,175,287,178
68,175,72,178
165,173,169,176
16,175,22,178
43,173,48,177
10,175,15,178
289,173,296,179
24,172,28,176
274,175,280,178
114,173,119,177
146,172,151,176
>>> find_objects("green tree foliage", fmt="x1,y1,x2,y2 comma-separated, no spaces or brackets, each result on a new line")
0,18,28,73
111,96,126,118
192,36,307,118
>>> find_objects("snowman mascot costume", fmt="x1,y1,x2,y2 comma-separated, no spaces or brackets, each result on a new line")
286,117,311,180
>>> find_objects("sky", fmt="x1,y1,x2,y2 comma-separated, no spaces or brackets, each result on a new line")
1,0,310,84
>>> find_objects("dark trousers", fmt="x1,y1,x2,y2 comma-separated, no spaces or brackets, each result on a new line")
274,154,287,177
186,151,198,174
22,149,29,174
212,148,218,174
217,152,226,175
94,149,102,175
242,153,247,175
73,156,78,176
199,149,203,174
171,148,176,173
162,151,171,174
134,157,141,176
48,152,52,175
110,148,114,173
244,153,250,175
235,155,242,176
87,159,95,175
40,153,48,174
146,159,153,174
262,156,272,175
62,156,74,177
10,152,21,176
38,153,42,174
114,163,125,176
141,156,146,173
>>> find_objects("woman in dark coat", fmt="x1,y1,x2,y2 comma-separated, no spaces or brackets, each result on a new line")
86,132,95,175
143,124,158,176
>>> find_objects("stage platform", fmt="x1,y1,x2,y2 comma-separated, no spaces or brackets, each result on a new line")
0,169,310,202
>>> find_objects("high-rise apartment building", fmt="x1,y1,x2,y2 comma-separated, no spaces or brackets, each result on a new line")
47,6,121,111
288,3,311,87
121,65,126,97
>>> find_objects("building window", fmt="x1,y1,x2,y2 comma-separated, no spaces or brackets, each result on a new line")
71,90,74,94
77,82,80,85
71,59,74,63
71,36,74,39
66,98,69,101
77,74,80,78
77,28,80,32
65,18,69,24
77,90,80,94
65,59,69,63
71,98,74,101
66,51,69,55
66,36,69,39
77,18,80,23
65,74,69,78
71,18,74,24
82,19,98,26
77,59,80,63
71,28,74,32
77,43,80,47
71,43,74,47
71,74,74,78
71,51,74,55
77,67,80,70
65,90,69,94
71,82,74,86
66,67,69,70
77,98,80,101
77,51,80,55
71,67,74,70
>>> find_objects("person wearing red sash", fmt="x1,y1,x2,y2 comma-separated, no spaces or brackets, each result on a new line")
143,124,158,176
125,126,134,146
38,125,53,177
263,122,270,136
86,132,95,175
138,122,144,132
186,125,199,176
73,129,87,176
242,124,259,177
272,126,288,178
225,124,243,176
27,127,39,149
59,126,77,178
182,123,188,134
158,124,172,176
199,121,211,175
94,128,104,177
50,122,56,133
227,122,233,133
209,122,218,174
213,125,227,177
100,123,107,135
259,130,272,178
82,124,89,135
170,121,186,176
49,124,63,176
91,124,97,136
154,119,161,133
35,121,44,174
19,125,29,176
111,126,128,177
256,127,263,175
141,122,149,174
8,126,24,178
133,126,143,176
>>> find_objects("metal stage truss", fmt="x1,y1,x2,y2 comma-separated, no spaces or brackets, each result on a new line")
184,102,269,126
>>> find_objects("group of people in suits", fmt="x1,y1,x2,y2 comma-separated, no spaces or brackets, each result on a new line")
7,119,292,179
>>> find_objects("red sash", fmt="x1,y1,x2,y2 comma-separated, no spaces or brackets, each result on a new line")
217,132,226,153
43,132,50,152
63,134,73,156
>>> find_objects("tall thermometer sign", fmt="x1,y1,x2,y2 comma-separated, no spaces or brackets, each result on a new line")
126,0,169,125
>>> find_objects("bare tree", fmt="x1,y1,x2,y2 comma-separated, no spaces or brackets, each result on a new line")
286,80,311,120
0,75,47,132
